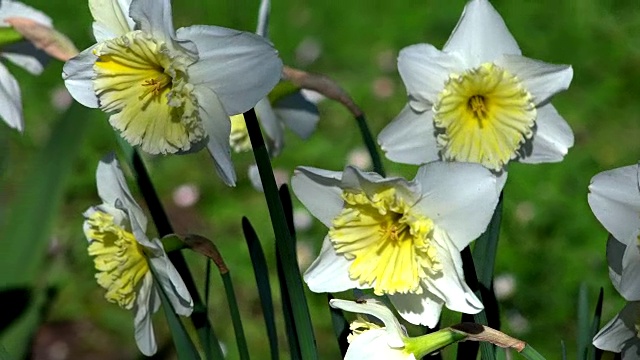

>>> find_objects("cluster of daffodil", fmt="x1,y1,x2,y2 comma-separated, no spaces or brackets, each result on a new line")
6,0,637,357
589,164,640,358
291,0,573,356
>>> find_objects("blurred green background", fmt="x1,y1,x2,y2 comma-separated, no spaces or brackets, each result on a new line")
2,0,640,358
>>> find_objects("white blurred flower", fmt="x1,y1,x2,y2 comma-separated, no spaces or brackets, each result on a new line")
292,162,504,326
63,0,282,186
83,154,193,356
229,0,319,158
378,0,573,172
0,0,53,131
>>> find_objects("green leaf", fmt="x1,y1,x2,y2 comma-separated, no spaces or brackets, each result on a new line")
589,288,604,360
577,283,589,360
242,217,279,360
0,104,91,358
0,27,23,46
245,108,317,359
328,294,349,357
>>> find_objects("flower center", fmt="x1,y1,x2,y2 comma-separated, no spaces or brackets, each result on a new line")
229,114,252,152
329,188,441,295
433,63,536,171
92,30,205,155
84,210,150,310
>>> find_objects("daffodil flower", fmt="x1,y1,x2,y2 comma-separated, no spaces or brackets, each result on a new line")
378,0,573,172
589,164,640,358
83,154,193,356
291,162,504,326
330,298,465,359
63,0,283,186
228,0,318,156
0,0,54,131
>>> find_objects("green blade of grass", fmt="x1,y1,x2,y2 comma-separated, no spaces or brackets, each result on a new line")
245,108,317,359
0,104,90,359
577,283,589,360
591,288,604,360
115,140,224,359
221,272,250,360
355,114,385,176
276,244,301,360
242,217,279,360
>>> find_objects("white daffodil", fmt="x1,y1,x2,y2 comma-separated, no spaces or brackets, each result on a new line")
331,299,465,359
63,0,283,186
228,0,318,156
291,162,504,326
378,0,573,172
0,0,54,131
83,154,193,356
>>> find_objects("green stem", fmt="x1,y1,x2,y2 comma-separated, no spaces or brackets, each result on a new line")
244,108,318,360
221,272,251,360
355,114,385,176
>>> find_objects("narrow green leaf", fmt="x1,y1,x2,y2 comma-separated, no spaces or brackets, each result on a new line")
0,343,10,360
354,114,385,176
520,344,547,360
577,283,589,360
115,141,224,359
0,103,90,288
245,108,317,359
496,347,507,360
242,217,279,360
561,340,567,360
151,270,201,360
276,245,301,360
221,272,250,360
0,104,90,359
589,288,604,360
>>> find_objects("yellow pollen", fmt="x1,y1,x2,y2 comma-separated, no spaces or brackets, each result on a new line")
139,74,172,100
329,188,441,295
84,210,150,310
433,63,536,170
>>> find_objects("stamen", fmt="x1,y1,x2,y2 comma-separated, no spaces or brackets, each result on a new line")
139,73,172,100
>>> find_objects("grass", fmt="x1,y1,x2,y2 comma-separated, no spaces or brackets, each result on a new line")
2,0,639,358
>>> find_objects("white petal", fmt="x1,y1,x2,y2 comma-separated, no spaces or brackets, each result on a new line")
149,247,194,316
62,45,100,108
607,235,625,294
96,153,148,232
129,0,174,43
340,166,421,205
291,166,344,227
89,0,134,41
378,106,439,165
443,0,520,67
0,0,52,27
2,51,45,75
424,230,483,314
247,164,264,192
519,104,574,164
398,44,463,111
389,291,444,328
177,25,283,116
413,162,502,250
346,329,414,360
330,299,406,348
593,302,640,355
273,91,319,139
195,86,236,186
0,63,23,131
133,273,157,356
619,242,640,301
255,97,283,156
588,164,640,244
303,236,363,292
496,55,573,106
